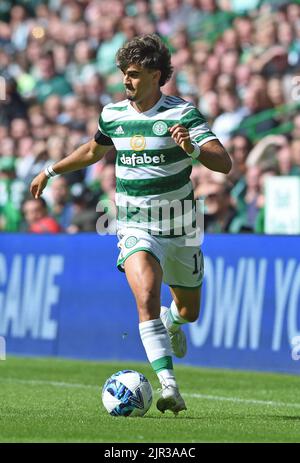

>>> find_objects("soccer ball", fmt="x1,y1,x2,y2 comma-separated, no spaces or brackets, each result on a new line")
102,369,153,417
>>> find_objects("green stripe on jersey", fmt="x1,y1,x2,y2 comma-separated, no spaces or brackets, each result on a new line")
180,108,206,128
116,146,189,167
116,165,192,196
106,105,128,111
194,132,216,143
99,114,110,137
101,119,181,138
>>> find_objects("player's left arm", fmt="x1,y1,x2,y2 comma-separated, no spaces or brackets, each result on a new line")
170,105,232,174
194,138,232,174
170,123,232,174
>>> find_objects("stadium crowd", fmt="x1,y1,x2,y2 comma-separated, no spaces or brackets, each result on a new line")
0,0,300,233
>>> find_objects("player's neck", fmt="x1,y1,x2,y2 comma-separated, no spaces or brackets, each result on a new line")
131,90,162,113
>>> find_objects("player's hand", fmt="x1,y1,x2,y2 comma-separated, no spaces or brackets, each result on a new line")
30,172,48,199
169,124,193,154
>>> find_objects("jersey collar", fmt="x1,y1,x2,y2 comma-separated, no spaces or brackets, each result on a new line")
127,93,165,117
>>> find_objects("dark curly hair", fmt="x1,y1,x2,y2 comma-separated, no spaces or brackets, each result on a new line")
116,34,173,87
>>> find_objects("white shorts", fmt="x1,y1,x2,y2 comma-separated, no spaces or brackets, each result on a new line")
117,228,204,289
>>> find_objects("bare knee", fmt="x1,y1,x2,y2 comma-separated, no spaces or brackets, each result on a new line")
124,251,163,322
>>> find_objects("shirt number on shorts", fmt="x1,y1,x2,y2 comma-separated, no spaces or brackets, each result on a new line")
192,251,201,275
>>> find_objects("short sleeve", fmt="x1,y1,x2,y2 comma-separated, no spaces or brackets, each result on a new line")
95,113,113,145
180,107,217,147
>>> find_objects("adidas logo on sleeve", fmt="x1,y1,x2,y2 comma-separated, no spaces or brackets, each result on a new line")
115,126,125,134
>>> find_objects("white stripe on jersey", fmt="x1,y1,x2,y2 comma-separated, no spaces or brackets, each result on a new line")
112,136,177,151
116,207,195,235
115,182,193,208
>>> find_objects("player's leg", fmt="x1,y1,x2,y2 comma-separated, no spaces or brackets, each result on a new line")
124,250,162,322
161,287,201,358
170,286,201,322
124,250,186,414
169,285,201,328
161,243,204,357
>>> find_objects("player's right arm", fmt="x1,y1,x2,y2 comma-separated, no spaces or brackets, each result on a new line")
30,140,111,199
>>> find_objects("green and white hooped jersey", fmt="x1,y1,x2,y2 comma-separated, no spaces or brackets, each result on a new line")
98,94,217,237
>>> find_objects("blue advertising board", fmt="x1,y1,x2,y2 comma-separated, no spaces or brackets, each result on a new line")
0,233,299,374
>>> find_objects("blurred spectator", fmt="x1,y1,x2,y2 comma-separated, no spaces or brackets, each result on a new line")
236,84,279,137
96,163,117,207
67,185,99,233
235,165,262,231
43,94,62,123
198,91,220,123
152,0,172,36
96,17,125,76
227,134,252,183
212,91,248,145
49,176,74,230
292,114,300,139
66,39,97,87
267,76,286,106
34,51,72,102
202,181,242,233
92,163,117,234
83,73,111,106
254,165,279,233
21,196,61,233
0,156,26,231
0,76,27,126
16,139,49,184
234,64,252,99
246,134,290,169
276,142,300,176
291,139,300,167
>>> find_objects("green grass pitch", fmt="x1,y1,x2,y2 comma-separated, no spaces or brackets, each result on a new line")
0,356,300,443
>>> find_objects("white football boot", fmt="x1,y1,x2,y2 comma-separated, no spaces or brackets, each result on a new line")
160,306,187,358
156,384,187,415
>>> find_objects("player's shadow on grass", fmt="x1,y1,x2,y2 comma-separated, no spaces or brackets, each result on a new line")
147,414,300,421
268,415,300,421
145,415,201,420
